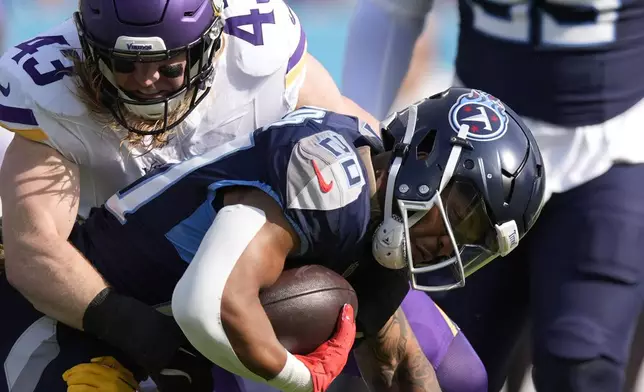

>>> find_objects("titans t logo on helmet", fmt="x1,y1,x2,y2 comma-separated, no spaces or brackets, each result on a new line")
449,89,509,141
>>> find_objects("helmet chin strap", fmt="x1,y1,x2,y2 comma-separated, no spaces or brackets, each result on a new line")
372,105,418,269
383,104,417,222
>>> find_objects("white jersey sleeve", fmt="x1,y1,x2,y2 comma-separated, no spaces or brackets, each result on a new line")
222,0,307,110
0,19,95,165
0,19,144,216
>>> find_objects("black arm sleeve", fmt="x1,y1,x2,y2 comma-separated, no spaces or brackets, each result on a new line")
348,259,410,337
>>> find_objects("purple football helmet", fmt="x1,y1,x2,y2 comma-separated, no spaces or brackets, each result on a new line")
74,0,225,135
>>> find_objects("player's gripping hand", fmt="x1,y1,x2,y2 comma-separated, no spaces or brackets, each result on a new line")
295,304,356,392
63,357,139,392
150,342,214,391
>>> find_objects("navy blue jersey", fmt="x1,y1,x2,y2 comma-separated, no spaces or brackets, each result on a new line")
71,108,409,335
456,0,644,126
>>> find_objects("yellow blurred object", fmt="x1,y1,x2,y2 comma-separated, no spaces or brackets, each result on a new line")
63,357,140,392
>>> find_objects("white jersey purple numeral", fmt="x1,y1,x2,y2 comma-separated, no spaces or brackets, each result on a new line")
224,0,296,46
10,36,73,86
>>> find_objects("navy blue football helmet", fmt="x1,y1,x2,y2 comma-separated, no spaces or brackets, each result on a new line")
372,87,546,291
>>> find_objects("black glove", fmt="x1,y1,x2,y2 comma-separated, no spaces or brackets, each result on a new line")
83,288,214,391
151,340,214,391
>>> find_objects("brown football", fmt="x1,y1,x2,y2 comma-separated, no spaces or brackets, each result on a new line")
260,265,359,355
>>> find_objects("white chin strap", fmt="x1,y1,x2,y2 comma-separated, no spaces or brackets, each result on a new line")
372,105,418,269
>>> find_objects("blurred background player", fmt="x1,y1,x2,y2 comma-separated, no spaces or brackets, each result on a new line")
342,0,644,391
341,0,458,120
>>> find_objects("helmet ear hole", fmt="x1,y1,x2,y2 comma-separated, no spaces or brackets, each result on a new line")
501,169,515,203
416,129,437,160
381,126,397,150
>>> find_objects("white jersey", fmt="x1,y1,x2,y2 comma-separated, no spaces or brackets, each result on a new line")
0,0,307,217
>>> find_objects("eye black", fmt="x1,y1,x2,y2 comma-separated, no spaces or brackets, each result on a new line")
159,64,185,78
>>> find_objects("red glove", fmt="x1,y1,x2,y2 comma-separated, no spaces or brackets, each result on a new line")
295,304,356,392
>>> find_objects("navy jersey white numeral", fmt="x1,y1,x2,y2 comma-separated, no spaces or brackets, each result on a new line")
318,134,364,188
106,107,332,223
105,134,256,224
285,129,366,212
76,109,407,334
80,109,380,306
263,107,326,130
470,0,619,47
457,0,644,126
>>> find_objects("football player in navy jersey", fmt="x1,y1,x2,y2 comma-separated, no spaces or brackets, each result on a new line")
342,0,644,391
0,88,544,392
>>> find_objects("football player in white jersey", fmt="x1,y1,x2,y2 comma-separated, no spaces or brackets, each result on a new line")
0,0,377,388
342,0,644,391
